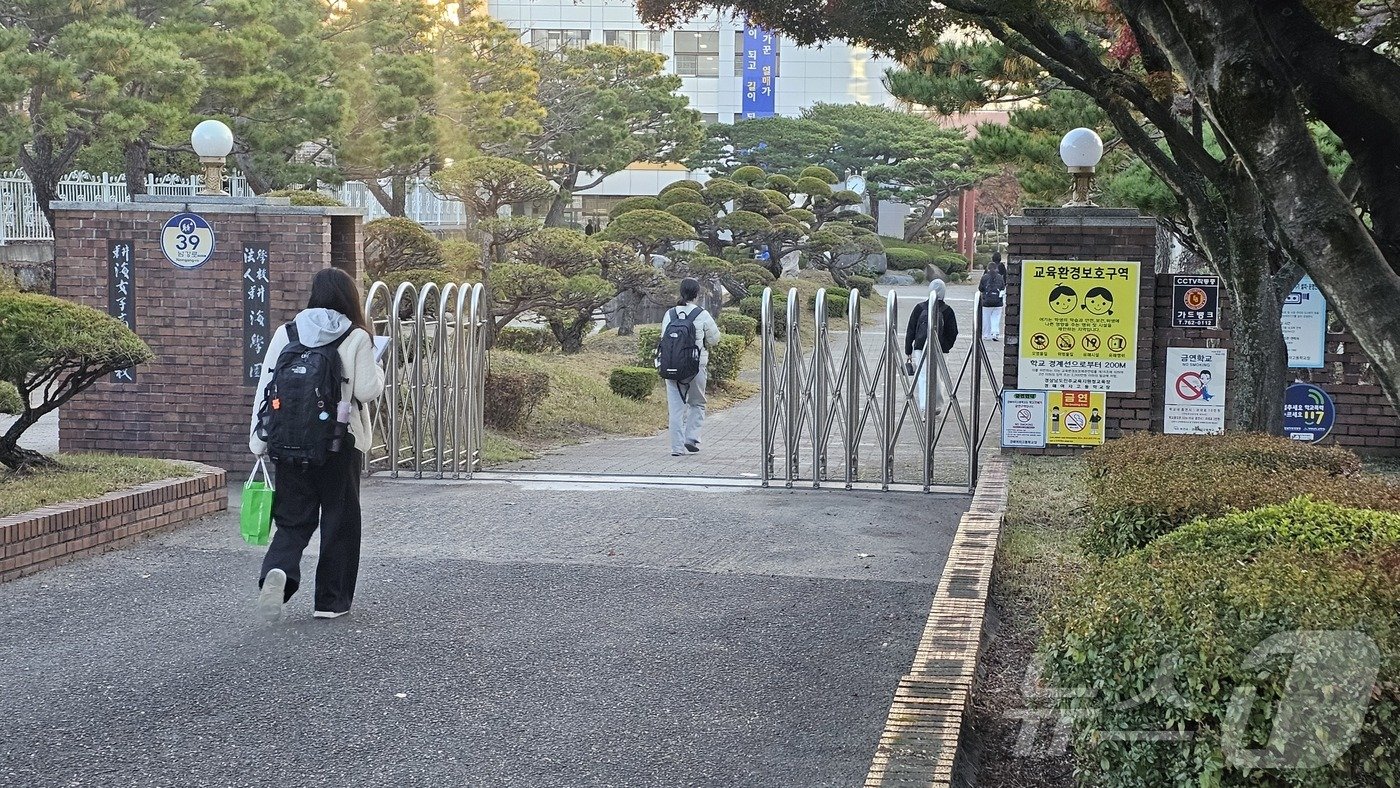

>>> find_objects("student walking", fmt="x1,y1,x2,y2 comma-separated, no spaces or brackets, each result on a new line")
978,252,1006,341
905,279,959,415
657,278,720,456
249,268,385,621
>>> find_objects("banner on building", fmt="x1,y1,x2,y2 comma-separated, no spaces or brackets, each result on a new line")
1017,261,1140,392
741,21,776,119
1283,275,1327,369
1164,347,1227,434
1047,390,1106,446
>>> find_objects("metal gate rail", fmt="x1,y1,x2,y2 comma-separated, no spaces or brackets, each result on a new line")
363,280,487,479
760,285,1001,493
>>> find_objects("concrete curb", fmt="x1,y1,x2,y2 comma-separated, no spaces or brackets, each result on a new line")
864,458,1011,786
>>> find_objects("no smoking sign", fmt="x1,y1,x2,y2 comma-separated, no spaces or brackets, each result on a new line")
1175,371,1205,401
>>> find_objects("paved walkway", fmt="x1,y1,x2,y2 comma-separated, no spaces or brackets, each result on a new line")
502,283,1003,486
0,477,968,787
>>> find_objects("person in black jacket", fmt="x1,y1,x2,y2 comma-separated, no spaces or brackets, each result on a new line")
905,279,959,414
978,253,1007,341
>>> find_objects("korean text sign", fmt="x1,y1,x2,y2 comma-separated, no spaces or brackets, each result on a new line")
1018,261,1140,392
1282,275,1327,369
1047,390,1106,446
741,21,776,119
242,242,271,385
107,239,136,383
1164,347,1227,434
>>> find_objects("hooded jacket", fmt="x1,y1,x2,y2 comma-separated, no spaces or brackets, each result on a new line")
249,308,386,459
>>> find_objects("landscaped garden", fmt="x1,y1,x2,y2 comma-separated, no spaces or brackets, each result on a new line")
968,434,1400,786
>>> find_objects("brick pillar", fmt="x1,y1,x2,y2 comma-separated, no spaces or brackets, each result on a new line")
1002,207,1159,454
50,195,365,472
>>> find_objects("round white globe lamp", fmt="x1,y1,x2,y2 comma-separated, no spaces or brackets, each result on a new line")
1059,127,1103,207
192,120,235,196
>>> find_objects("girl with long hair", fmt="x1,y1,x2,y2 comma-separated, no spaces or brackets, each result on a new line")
248,267,385,621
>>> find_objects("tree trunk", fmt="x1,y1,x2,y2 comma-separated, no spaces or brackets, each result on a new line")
1216,232,1290,434
235,153,273,194
1125,0,1400,417
0,441,57,473
549,316,589,354
903,195,949,242
615,291,639,337
869,193,881,232
18,130,84,235
124,140,151,197
545,188,571,228
391,174,408,217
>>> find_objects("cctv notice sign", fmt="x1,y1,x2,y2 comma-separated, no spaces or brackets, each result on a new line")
1001,389,1048,448
1018,261,1140,392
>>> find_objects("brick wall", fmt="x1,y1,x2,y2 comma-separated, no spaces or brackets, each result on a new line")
1003,207,1400,455
51,197,364,472
0,464,226,582
1150,275,1400,454
1003,208,1159,455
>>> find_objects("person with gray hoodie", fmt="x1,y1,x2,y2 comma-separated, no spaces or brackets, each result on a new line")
249,268,385,621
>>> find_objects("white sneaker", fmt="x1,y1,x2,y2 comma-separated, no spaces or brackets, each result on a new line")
258,569,286,621
313,609,350,619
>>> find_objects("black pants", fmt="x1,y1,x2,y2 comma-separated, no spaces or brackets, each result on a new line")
259,449,363,613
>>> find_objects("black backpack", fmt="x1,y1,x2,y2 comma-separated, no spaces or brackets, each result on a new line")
256,323,351,467
656,307,702,382
982,270,1006,307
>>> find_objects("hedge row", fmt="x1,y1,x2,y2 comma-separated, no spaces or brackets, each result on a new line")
495,327,559,355
1043,497,1400,786
484,356,550,430
1082,433,1398,558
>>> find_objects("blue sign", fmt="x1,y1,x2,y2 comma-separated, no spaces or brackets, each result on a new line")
161,212,215,269
1284,382,1336,443
741,21,776,119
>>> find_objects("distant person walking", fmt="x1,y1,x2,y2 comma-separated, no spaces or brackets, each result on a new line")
584,219,597,236
656,278,720,456
978,251,1006,341
249,268,385,621
905,279,959,415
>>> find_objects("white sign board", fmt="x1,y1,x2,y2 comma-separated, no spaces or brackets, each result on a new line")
1001,389,1048,448
161,212,215,269
1282,276,1326,369
1164,347,1227,434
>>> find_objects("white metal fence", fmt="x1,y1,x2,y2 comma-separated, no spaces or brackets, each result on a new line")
0,170,468,244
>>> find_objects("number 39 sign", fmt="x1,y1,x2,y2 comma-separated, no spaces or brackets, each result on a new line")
161,212,215,269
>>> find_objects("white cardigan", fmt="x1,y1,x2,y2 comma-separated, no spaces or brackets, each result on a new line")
249,310,385,458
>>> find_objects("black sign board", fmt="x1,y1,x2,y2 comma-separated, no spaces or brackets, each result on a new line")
242,241,271,385
1171,275,1221,329
107,239,136,383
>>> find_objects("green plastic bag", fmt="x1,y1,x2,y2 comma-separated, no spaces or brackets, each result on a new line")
240,458,275,546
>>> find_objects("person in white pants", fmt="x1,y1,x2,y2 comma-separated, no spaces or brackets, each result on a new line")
906,280,958,415
978,251,1007,341
662,278,720,456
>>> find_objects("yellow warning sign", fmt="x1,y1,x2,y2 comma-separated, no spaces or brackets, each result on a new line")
1018,261,1140,392
1047,390,1106,446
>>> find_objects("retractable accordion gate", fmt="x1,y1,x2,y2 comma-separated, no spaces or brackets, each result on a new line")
758,286,1002,493
361,280,488,479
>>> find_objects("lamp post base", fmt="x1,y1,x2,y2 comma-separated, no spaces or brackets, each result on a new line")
199,158,228,196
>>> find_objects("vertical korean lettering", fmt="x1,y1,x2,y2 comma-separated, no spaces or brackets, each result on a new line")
242,242,271,385
106,239,136,383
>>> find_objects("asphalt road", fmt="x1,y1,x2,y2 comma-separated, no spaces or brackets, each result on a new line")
0,478,965,788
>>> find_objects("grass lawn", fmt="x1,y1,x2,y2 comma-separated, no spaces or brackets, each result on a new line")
0,454,195,519
961,455,1085,787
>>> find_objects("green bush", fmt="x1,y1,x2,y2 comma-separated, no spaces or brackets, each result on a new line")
930,250,970,276
717,312,758,345
1042,500,1400,786
265,189,344,207
636,326,662,366
848,275,876,299
608,366,659,400
707,334,745,387
738,295,785,339
0,381,21,414
885,247,931,271
736,263,775,284
495,327,559,354
608,196,663,219
1082,433,1396,558
484,355,550,430
818,292,850,319
364,217,445,279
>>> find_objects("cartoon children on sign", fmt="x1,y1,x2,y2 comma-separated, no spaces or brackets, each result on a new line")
1049,286,1078,314
1081,287,1115,316
1199,369,1213,402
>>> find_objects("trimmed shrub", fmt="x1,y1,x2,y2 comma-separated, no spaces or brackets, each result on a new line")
848,275,876,299
636,327,662,366
659,179,703,195
484,356,550,430
608,196,663,219
707,334,745,387
885,247,931,271
930,250,970,276
608,366,659,400
265,189,343,207
1042,501,1400,786
736,263,775,284
495,327,559,354
1082,433,1397,558
820,292,850,319
738,295,785,339
717,312,758,345
0,381,20,414
365,217,445,279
